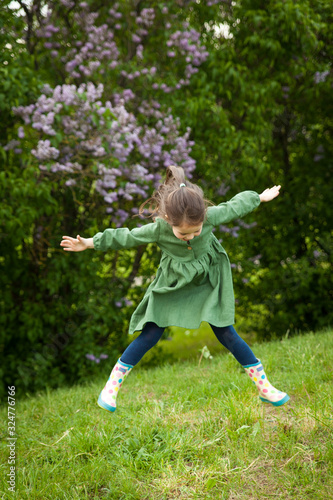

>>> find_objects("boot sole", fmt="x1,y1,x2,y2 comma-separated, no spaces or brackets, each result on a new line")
97,394,116,413
260,394,290,406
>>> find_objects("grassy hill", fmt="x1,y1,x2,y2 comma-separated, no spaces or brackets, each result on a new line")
1,329,332,499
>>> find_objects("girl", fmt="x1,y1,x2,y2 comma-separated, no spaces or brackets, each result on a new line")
60,166,289,412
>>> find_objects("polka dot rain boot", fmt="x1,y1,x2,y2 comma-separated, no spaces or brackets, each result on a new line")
243,359,290,407
97,359,133,413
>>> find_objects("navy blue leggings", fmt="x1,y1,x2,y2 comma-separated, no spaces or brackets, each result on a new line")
120,322,257,367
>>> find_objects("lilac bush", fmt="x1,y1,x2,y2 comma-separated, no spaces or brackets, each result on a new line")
11,81,196,226
32,1,209,96
8,1,210,226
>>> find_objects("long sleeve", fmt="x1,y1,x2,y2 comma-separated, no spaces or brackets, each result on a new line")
206,191,261,226
93,221,160,251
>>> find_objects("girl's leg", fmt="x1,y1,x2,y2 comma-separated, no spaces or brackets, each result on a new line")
210,324,289,406
121,321,165,366
210,324,257,366
98,322,164,413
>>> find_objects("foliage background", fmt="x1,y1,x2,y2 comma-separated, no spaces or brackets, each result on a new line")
0,0,332,399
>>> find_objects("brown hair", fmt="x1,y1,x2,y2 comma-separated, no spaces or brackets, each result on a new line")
139,165,210,226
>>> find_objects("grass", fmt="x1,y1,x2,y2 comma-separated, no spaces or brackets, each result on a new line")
1,329,332,499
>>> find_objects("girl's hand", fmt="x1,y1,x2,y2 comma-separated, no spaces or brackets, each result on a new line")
60,235,92,252
259,185,281,202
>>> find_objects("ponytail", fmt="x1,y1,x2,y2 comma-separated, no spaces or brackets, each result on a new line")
139,166,209,226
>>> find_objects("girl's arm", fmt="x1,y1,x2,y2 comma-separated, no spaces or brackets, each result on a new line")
206,186,281,226
93,223,160,251
60,235,94,252
60,222,160,253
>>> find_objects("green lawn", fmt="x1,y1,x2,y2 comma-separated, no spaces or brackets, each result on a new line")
1,329,332,499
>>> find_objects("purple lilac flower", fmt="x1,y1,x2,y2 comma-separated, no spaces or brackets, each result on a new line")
86,354,97,361
63,21,119,78
207,0,223,5
314,70,330,84
31,140,59,160
132,34,141,43
238,220,257,229
60,0,75,7
65,179,77,186
4,140,21,151
216,183,230,197
137,8,155,28
248,254,262,263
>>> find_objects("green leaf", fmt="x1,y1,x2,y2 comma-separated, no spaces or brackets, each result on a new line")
206,478,217,490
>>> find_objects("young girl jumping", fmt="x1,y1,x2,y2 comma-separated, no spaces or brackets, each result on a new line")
60,166,289,412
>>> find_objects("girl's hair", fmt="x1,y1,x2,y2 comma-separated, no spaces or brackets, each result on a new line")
139,165,210,226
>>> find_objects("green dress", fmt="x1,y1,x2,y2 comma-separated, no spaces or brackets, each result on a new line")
93,191,261,335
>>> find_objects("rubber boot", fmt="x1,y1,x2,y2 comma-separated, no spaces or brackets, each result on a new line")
97,359,133,412
243,359,290,406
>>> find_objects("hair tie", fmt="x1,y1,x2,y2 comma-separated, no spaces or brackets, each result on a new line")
179,183,186,188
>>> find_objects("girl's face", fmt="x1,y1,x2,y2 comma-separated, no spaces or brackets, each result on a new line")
172,222,203,241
